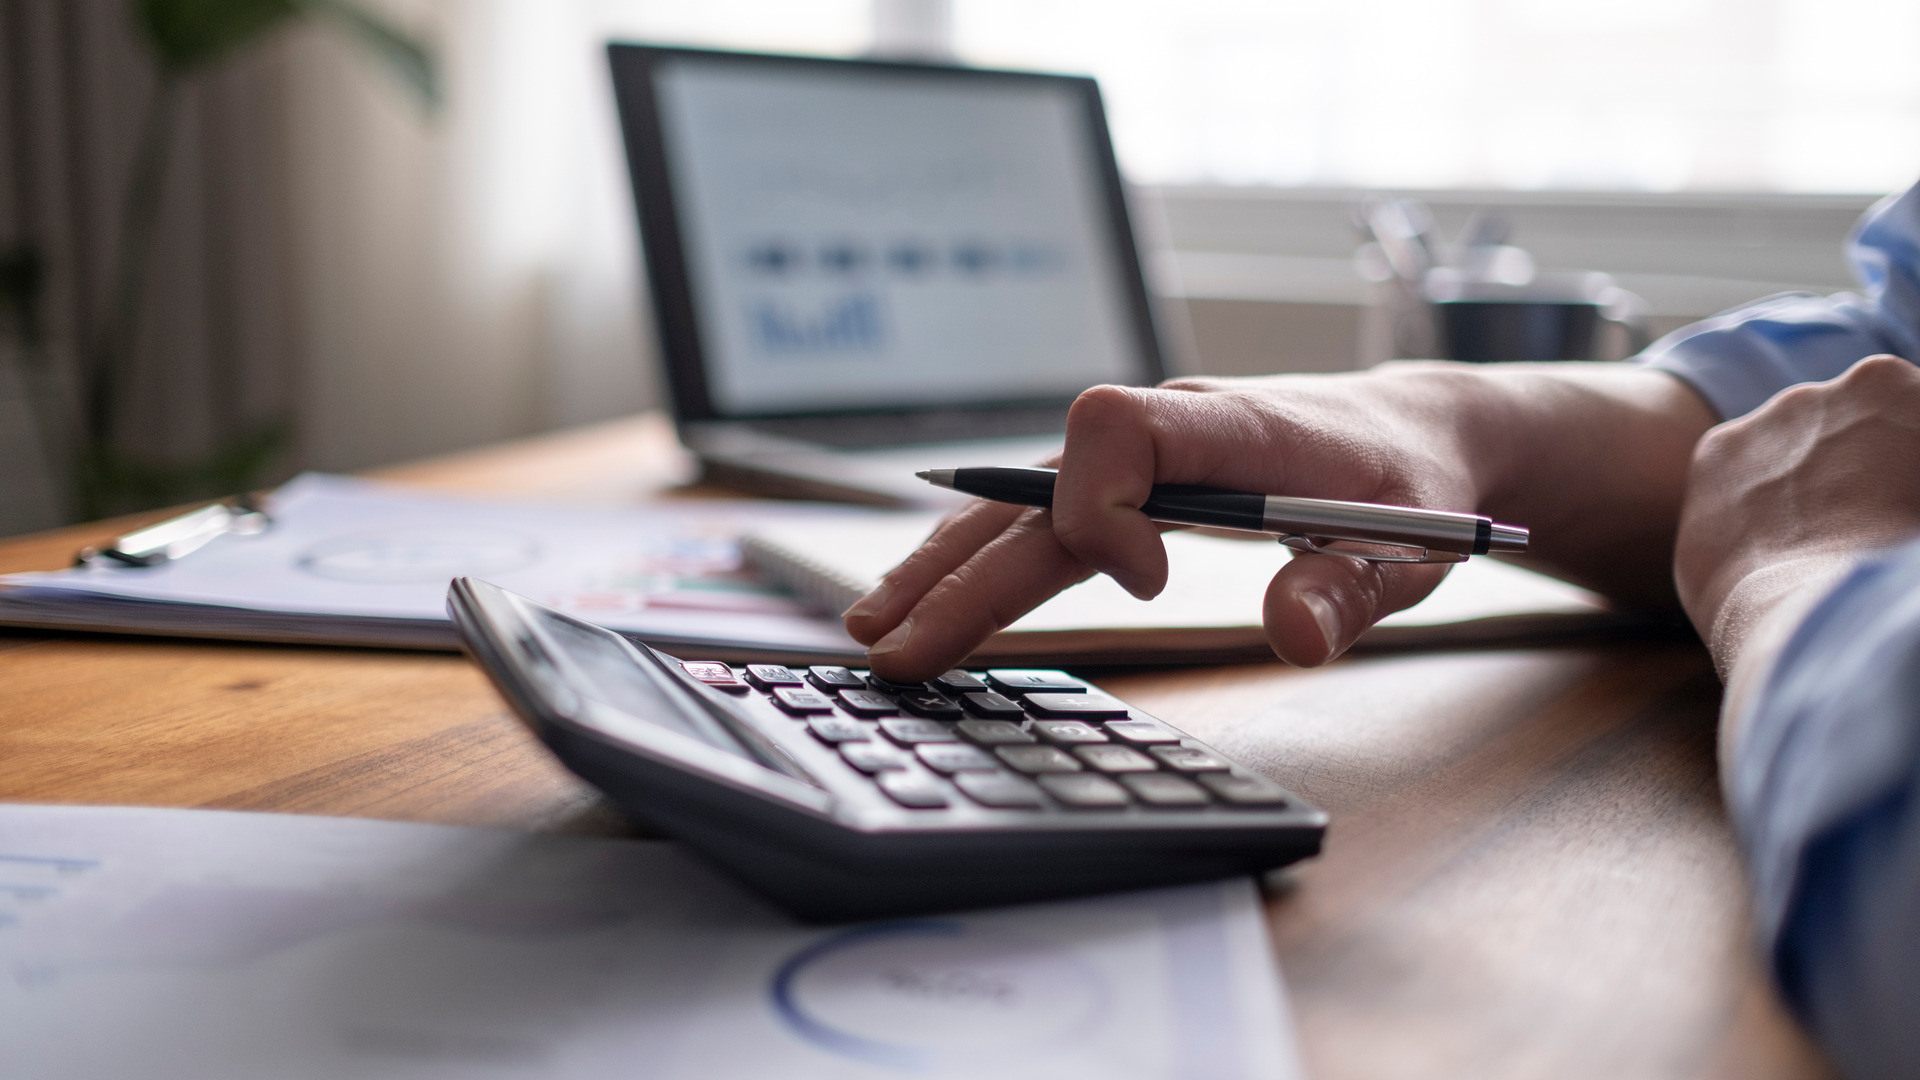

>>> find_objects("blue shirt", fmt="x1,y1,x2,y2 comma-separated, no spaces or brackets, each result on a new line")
1645,182,1920,1078
1646,183,1920,419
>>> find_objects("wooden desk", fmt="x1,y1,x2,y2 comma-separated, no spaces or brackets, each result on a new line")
0,415,1833,1080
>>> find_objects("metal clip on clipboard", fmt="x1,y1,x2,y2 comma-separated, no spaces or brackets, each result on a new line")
75,496,273,568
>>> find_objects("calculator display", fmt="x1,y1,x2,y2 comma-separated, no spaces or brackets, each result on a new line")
533,611,753,758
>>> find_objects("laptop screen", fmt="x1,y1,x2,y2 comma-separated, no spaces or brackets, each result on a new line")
614,47,1162,421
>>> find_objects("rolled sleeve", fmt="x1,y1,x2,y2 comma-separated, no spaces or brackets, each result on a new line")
1729,537,1920,1078
1643,184,1920,419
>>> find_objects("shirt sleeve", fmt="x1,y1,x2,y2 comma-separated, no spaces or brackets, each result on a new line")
1728,536,1920,1079
1642,183,1920,419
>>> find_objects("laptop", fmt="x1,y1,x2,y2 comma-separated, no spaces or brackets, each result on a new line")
607,44,1169,506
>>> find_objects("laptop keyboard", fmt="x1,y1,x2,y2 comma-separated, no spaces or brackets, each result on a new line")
742,405,1072,449
679,661,1295,813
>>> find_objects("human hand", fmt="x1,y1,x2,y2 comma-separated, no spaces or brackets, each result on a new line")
845,367,1493,679
847,360,1711,683
1675,354,1920,687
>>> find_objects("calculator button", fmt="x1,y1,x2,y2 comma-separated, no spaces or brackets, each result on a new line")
807,717,872,744
1073,745,1158,773
837,689,901,718
744,664,804,689
1150,746,1232,772
879,718,958,745
876,772,949,809
955,719,1035,746
986,669,1085,696
1023,692,1130,719
806,665,867,692
772,687,836,715
679,661,748,694
896,690,964,719
1104,719,1183,745
1031,720,1109,745
1198,773,1291,806
953,772,1046,809
933,670,989,693
840,742,908,773
960,691,1026,718
1121,773,1212,807
915,743,998,774
994,745,1082,774
1038,774,1131,808
867,675,931,695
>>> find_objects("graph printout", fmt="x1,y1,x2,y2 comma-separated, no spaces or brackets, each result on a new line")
0,804,1305,1080
0,473,876,654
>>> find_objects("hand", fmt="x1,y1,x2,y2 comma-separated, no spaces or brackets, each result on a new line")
849,362,1713,682
1676,354,1920,692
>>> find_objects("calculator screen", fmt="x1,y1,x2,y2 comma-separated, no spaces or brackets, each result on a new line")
653,56,1147,417
535,612,754,759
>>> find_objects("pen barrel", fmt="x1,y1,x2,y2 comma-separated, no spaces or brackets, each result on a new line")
950,467,1060,508
1261,496,1489,555
1137,485,1266,530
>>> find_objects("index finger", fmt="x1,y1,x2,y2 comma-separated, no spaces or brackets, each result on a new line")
843,498,1026,646
863,507,1100,681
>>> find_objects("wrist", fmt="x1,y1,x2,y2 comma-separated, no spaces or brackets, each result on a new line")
1697,550,1861,680
1711,552,1862,767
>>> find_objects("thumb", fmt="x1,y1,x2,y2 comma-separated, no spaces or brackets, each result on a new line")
1264,554,1452,666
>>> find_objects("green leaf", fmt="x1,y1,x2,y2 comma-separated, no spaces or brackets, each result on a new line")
130,0,437,111
298,0,440,110
133,0,299,72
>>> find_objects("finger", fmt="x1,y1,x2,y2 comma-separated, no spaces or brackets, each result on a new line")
1262,554,1452,666
842,499,1026,645
1050,386,1177,599
866,508,1097,681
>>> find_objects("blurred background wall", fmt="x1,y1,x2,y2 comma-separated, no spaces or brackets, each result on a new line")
1,0,1912,535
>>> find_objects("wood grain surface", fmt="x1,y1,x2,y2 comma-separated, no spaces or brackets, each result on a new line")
0,413,1835,1079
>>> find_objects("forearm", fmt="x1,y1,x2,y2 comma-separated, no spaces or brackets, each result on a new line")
1376,361,1718,608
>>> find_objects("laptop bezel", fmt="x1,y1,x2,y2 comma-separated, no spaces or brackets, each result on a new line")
606,42,1168,427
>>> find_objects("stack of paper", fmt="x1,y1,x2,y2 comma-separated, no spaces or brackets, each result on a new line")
0,474,868,660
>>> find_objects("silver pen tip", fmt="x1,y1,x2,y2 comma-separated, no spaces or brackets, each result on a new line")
1487,523,1529,553
917,469,956,489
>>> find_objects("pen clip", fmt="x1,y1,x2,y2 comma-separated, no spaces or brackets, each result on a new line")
76,494,273,569
1277,534,1470,564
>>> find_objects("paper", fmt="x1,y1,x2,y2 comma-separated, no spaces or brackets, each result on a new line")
0,805,1303,1080
0,474,887,655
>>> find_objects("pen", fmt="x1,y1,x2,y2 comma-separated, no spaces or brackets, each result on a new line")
916,467,1528,564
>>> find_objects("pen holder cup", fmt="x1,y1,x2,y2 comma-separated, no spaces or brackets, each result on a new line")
1427,270,1649,363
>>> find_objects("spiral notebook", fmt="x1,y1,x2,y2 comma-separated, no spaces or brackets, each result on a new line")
742,514,1641,666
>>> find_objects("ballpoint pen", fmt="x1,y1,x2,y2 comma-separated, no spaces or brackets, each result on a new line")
917,467,1528,564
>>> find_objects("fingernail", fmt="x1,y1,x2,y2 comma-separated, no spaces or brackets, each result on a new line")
1300,591,1341,664
844,581,892,620
869,617,914,657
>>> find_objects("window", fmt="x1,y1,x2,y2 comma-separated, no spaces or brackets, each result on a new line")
954,0,1920,194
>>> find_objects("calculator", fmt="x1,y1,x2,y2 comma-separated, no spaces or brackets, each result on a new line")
449,577,1326,921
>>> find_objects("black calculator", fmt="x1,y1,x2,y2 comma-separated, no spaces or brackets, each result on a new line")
449,577,1326,921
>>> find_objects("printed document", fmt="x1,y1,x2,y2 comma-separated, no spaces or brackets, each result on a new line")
0,804,1304,1080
